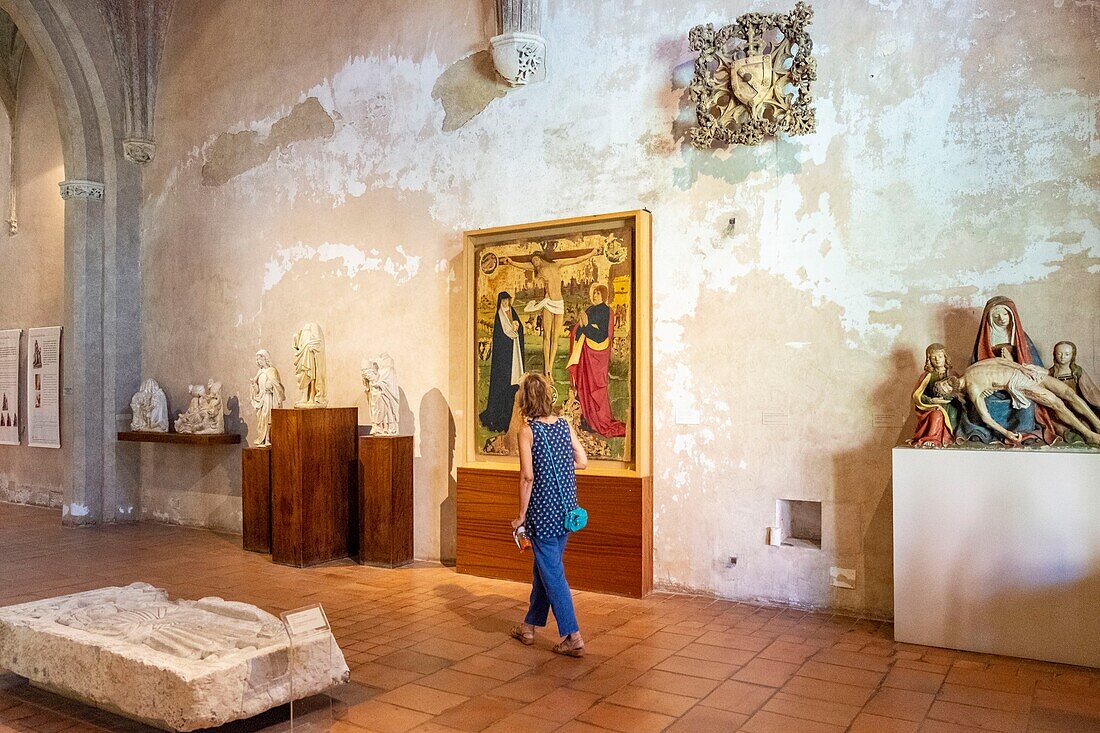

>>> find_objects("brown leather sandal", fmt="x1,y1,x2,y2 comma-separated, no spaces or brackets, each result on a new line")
510,625,535,645
552,637,585,657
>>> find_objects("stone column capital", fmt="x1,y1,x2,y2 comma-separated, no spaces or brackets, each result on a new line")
59,180,106,200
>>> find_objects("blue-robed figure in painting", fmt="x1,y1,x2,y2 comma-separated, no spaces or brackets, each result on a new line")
954,296,1057,445
480,291,525,433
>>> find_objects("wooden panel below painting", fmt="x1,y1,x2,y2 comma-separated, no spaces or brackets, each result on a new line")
456,467,652,598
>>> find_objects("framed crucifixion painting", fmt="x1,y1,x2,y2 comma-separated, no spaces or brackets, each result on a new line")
464,210,651,476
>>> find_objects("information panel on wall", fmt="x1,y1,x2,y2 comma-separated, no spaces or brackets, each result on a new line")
27,326,61,449
0,328,20,446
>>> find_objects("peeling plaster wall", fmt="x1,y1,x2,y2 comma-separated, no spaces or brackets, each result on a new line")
0,52,67,508
143,0,1099,615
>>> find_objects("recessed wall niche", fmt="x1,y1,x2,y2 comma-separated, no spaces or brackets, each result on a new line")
776,499,822,549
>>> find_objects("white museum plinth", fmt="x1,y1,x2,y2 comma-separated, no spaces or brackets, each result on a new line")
893,447,1100,668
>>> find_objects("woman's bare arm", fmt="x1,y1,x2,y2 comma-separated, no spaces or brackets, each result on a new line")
513,424,534,528
567,420,588,471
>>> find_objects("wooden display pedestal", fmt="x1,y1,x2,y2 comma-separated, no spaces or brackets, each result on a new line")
456,467,653,598
270,407,358,567
357,435,414,567
241,447,272,553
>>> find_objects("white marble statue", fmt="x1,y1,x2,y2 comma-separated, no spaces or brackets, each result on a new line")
293,322,327,408
0,583,349,731
249,349,285,447
362,353,399,436
174,381,227,435
129,379,169,433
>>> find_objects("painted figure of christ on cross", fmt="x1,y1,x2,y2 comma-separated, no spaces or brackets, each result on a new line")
501,242,599,376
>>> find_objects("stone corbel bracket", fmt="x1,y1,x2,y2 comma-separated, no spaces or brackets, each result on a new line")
492,0,546,86
59,180,106,200
96,0,175,165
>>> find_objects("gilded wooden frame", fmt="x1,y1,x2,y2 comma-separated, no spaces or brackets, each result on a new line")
463,210,652,477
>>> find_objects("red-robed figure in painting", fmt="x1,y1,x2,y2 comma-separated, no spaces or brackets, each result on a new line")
567,284,626,438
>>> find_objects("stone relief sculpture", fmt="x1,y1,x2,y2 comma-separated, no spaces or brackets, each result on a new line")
362,353,399,436
909,344,959,448
293,322,327,408
688,2,816,148
174,381,226,435
908,296,1100,449
249,349,285,447
0,583,349,731
130,379,169,433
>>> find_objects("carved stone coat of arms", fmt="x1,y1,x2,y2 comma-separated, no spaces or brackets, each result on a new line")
688,2,817,148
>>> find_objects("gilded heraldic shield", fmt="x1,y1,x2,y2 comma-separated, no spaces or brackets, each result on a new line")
688,2,817,148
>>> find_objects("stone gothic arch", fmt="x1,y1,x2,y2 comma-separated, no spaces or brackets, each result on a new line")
0,0,143,525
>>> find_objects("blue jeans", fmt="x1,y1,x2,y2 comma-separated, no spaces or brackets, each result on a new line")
524,533,579,636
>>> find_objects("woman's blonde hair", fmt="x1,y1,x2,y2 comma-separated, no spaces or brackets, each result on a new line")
517,372,555,419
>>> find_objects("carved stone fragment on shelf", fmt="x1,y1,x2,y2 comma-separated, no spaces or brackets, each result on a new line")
130,378,169,433
688,1,817,148
491,0,546,86
174,381,226,435
0,583,349,731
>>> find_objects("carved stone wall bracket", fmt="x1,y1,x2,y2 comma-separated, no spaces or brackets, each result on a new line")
688,1,817,148
59,180,106,201
96,0,175,165
492,0,546,86
122,138,155,165
491,31,545,86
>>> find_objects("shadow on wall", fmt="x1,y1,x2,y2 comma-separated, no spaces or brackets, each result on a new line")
398,388,414,439
226,395,247,442
830,345,918,616
416,388,457,566
842,303,995,615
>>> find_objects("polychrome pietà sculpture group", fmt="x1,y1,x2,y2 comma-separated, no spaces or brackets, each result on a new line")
910,296,1100,448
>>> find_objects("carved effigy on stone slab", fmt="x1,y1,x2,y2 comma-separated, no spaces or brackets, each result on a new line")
688,1,817,148
0,583,349,731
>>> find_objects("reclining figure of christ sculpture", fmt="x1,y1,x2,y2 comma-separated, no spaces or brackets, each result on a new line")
934,357,1100,446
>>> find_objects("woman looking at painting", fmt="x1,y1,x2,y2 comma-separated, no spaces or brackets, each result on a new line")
480,292,525,433
510,373,588,657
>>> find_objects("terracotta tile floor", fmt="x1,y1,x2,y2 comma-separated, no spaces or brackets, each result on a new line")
1,503,1098,733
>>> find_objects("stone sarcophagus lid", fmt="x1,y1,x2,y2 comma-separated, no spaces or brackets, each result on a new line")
0,583,349,731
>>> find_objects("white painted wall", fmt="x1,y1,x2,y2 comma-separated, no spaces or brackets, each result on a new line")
138,0,1100,616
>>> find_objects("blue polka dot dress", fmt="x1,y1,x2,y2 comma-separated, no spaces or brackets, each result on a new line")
525,419,578,539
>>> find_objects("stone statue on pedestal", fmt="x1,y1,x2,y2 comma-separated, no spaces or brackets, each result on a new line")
293,323,327,408
249,349,285,447
362,353,399,436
